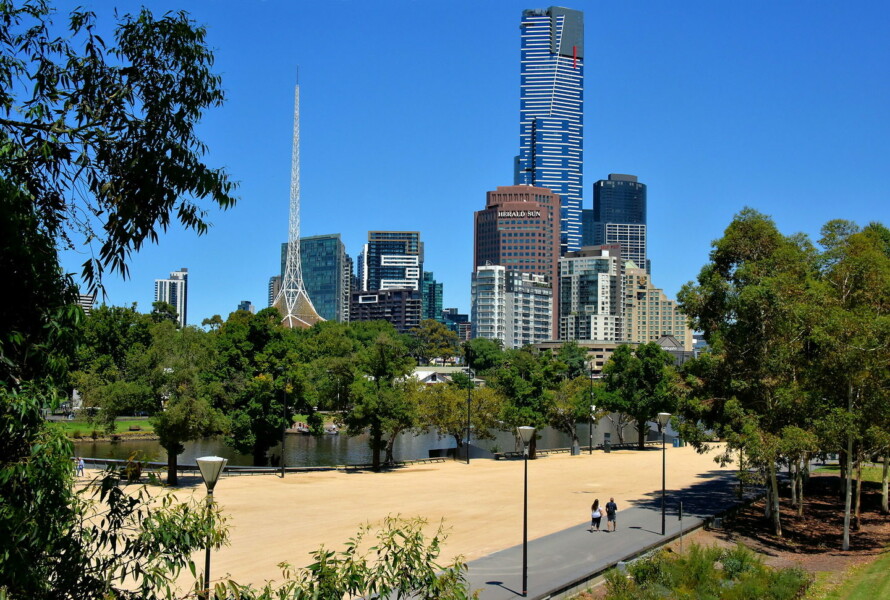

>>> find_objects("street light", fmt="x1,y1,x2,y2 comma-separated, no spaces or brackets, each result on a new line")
465,368,474,465
281,376,288,478
589,404,596,455
196,456,228,599
588,365,595,455
657,412,671,536
518,425,535,597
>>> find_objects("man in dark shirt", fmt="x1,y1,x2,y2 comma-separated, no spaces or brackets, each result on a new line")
605,497,618,531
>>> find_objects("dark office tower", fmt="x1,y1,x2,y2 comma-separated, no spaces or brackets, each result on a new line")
350,289,422,334
237,300,255,313
283,234,351,322
581,208,595,246
592,174,648,272
361,231,423,292
514,6,584,255
421,271,443,322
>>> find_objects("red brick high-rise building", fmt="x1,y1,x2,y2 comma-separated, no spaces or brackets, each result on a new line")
473,185,561,336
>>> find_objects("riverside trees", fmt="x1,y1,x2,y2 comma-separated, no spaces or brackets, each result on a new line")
677,209,890,542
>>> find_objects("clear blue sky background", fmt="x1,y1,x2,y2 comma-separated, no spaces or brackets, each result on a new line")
58,0,889,325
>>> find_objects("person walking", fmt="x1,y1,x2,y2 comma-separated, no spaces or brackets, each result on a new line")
589,499,603,532
76,456,85,477
605,497,618,531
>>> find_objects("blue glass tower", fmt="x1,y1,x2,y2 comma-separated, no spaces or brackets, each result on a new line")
514,6,584,255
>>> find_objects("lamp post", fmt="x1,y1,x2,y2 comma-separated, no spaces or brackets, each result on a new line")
281,376,288,478
657,412,671,536
588,365,595,455
196,456,228,599
518,426,535,597
465,368,474,465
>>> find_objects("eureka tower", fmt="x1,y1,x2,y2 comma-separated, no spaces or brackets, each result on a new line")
514,6,584,255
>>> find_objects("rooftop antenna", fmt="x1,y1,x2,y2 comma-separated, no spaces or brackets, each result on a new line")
273,70,323,328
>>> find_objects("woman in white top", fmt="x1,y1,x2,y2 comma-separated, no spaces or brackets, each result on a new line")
590,499,603,531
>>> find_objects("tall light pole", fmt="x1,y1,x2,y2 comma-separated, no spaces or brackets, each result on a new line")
518,426,535,597
465,368,474,465
657,412,671,536
281,376,288,478
589,365,595,455
196,456,228,599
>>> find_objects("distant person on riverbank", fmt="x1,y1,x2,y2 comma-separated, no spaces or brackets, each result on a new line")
605,497,617,531
76,456,84,476
589,499,603,532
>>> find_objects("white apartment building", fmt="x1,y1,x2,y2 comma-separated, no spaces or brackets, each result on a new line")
558,246,624,342
471,265,552,349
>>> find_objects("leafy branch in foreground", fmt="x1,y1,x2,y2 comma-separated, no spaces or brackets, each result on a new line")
215,516,478,600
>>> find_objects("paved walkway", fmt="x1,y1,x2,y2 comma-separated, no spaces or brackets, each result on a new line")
466,471,747,599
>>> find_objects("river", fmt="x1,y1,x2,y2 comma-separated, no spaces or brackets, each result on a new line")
72,425,604,466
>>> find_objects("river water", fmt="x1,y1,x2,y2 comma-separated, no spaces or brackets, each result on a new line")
72,425,604,467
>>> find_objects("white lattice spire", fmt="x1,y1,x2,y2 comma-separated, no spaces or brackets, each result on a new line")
273,74,323,328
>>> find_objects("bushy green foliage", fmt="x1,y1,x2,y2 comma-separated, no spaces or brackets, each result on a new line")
603,544,811,600
214,516,477,600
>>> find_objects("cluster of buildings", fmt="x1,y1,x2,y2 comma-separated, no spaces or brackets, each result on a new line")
148,6,694,371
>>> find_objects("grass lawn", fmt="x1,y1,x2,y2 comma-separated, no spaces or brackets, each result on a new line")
50,417,154,437
821,550,890,600
815,463,887,484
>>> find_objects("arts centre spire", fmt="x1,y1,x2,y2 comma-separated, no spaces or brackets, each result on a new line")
273,74,323,328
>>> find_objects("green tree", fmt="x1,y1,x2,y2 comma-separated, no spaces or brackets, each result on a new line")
678,208,818,536
1,2,236,595
489,347,554,456
151,300,179,325
546,375,591,447
600,343,677,450
409,319,461,365
418,378,505,452
148,321,221,485
345,331,415,470
0,0,237,290
463,338,504,373
810,220,890,547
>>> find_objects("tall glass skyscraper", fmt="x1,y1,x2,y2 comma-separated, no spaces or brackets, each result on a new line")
514,6,584,255
280,234,351,322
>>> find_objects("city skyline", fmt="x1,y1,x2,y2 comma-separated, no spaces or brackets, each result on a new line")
56,1,890,326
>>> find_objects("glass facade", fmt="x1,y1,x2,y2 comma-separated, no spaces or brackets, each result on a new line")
592,174,648,271
282,234,350,322
362,231,423,292
515,7,584,255
421,271,443,321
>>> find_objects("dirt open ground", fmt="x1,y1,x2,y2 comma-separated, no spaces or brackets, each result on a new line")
161,444,733,588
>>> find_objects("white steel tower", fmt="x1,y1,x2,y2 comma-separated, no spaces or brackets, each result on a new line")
273,77,323,328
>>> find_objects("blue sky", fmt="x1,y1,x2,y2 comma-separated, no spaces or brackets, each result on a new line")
58,0,890,325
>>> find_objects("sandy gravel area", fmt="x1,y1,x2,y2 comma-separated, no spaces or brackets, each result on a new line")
168,444,730,587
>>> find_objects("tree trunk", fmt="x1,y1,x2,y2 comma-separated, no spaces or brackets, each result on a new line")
882,455,889,514
371,424,382,471
854,457,863,531
797,458,805,518
769,463,782,536
842,385,854,551
637,420,646,450
790,460,798,507
738,449,746,500
167,449,178,486
252,443,268,467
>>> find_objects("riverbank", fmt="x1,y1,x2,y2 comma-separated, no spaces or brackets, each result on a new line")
156,443,732,590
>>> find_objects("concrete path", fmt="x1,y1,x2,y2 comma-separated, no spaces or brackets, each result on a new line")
466,470,746,599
